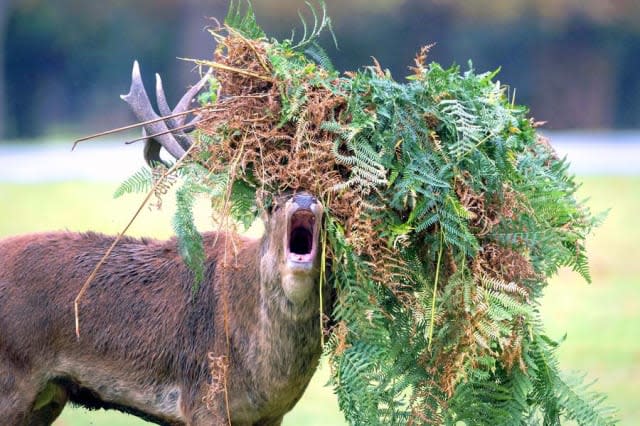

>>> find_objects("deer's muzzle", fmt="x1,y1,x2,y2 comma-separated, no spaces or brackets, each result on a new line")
285,193,322,272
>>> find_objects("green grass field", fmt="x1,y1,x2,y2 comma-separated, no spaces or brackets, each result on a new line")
1,176,638,425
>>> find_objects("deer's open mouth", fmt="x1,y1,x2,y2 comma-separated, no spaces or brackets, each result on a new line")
287,209,317,266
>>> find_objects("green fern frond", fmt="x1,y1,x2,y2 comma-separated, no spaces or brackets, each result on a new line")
304,41,335,71
116,13,613,425
113,166,153,198
230,179,258,230
289,1,336,51
528,332,617,426
173,182,206,289
556,372,618,425
225,0,265,40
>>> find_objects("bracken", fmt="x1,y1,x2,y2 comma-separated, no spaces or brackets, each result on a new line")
127,2,616,425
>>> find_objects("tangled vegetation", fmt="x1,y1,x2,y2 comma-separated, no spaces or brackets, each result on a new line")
116,3,615,424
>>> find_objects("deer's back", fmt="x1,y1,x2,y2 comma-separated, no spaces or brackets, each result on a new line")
0,231,252,382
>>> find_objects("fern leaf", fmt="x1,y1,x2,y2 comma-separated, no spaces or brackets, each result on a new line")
225,0,265,39
113,166,153,198
173,183,206,288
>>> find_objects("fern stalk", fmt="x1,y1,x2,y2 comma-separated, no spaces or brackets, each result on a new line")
428,229,445,352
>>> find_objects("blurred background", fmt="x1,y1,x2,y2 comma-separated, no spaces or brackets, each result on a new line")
1,0,640,138
1,0,638,425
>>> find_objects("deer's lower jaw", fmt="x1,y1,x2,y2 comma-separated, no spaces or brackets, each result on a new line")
281,273,316,306
286,253,316,270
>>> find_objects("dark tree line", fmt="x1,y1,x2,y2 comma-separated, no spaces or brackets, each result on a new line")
2,0,639,139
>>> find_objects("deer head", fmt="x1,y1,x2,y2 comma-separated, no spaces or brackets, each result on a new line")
261,192,324,313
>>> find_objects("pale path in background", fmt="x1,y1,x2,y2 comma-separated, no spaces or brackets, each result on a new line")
0,137,146,182
0,131,639,182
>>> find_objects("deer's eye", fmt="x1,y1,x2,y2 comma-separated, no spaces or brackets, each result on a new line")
266,201,281,214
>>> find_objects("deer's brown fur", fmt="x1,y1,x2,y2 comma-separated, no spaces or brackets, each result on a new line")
0,194,326,425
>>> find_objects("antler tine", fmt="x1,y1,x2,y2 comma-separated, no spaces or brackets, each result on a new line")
154,73,192,150
154,73,174,119
186,115,201,128
121,61,186,160
155,70,211,127
173,69,212,121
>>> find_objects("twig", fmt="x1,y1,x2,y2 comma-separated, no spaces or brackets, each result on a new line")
319,192,331,347
72,107,210,149
427,230,445,351
73,142,198,339
242,35,271,74
220,234,233,426
180,57,274,82
123,116,216,145
215,138,247,426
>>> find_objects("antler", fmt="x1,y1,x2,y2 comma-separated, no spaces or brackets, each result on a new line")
121,60,210,166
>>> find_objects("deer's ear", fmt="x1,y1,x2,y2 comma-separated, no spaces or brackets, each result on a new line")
262,194,277,215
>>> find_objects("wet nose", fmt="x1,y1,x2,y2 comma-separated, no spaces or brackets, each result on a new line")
292,192,318,209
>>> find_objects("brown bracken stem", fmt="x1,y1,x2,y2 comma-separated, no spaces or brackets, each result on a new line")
180,57,274,82
72,107,208,149
427,230,445,352
123,115,218,145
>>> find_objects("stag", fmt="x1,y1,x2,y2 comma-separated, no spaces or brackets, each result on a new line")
0,62,327,425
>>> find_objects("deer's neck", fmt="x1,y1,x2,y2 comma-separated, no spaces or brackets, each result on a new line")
221,237,322,416
250,248,322,395
257,269,321,361
221,237,321,369
251,284,321,406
